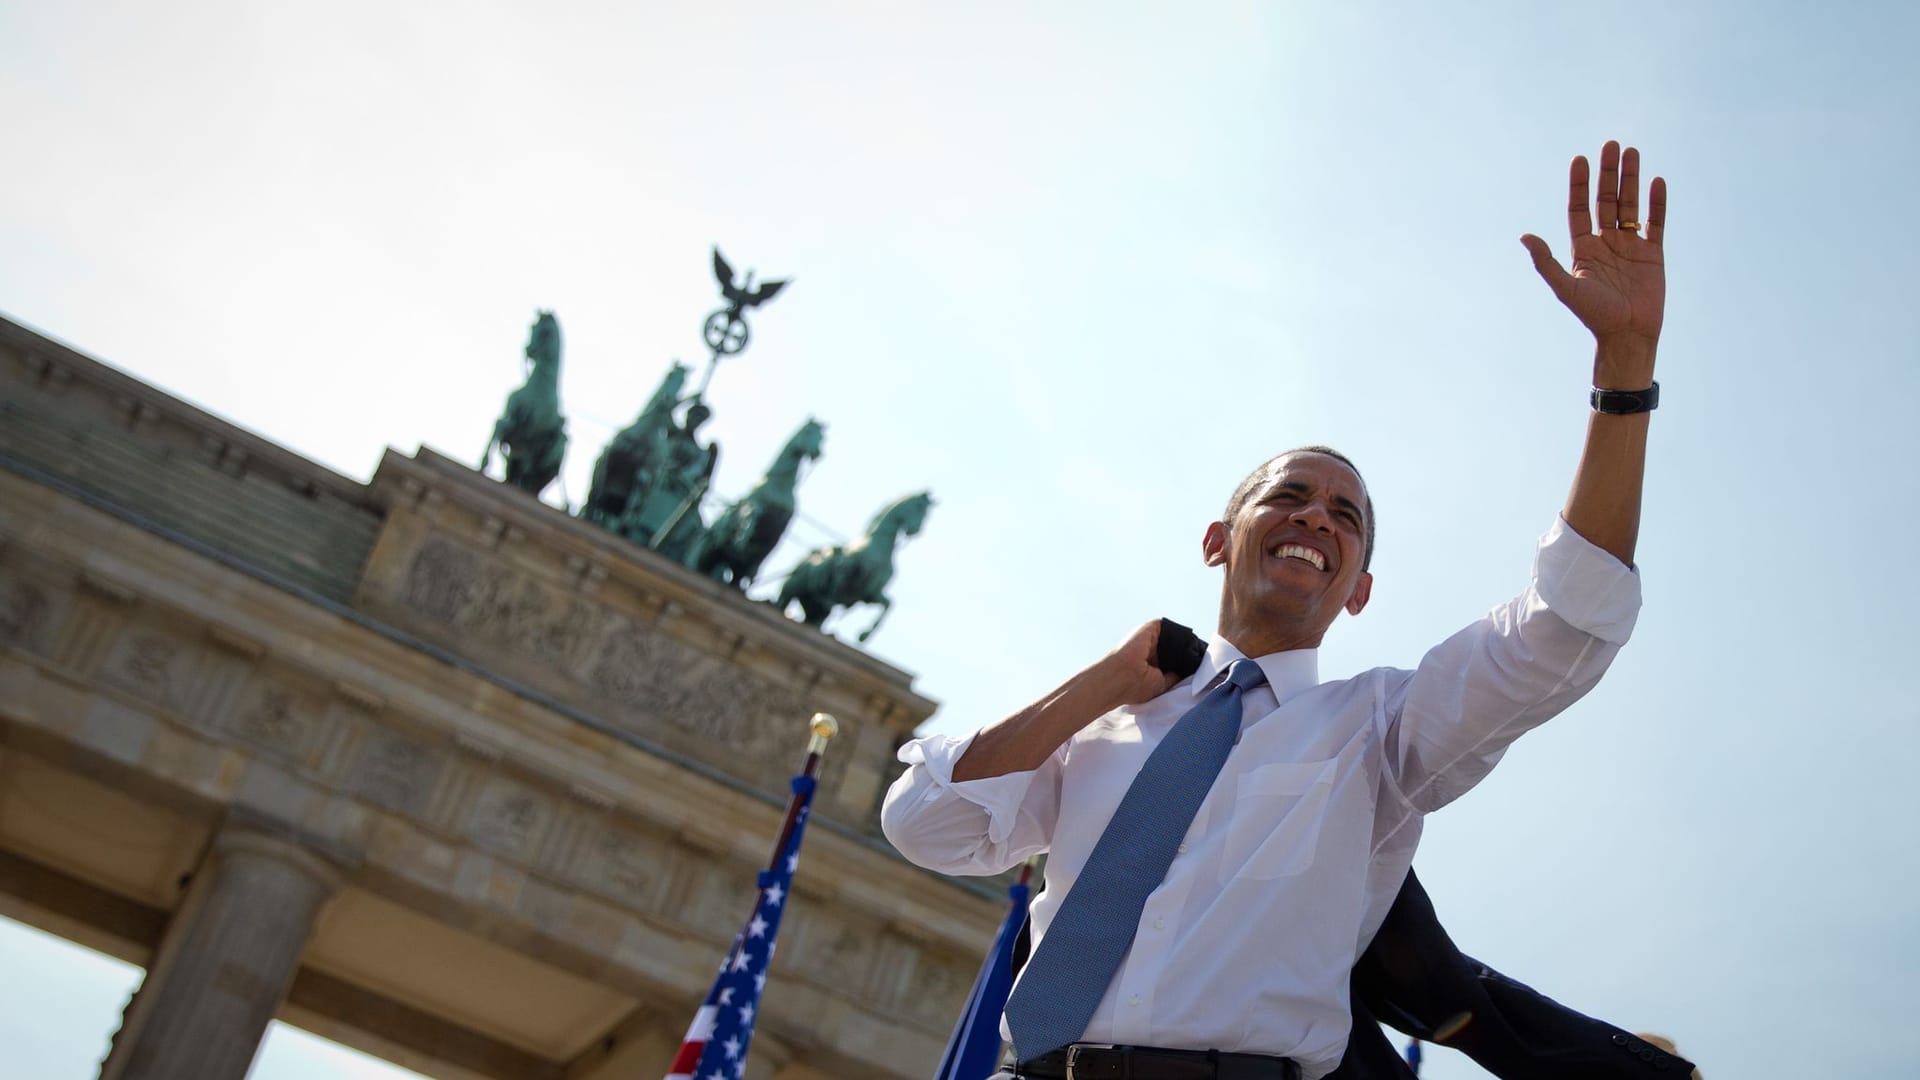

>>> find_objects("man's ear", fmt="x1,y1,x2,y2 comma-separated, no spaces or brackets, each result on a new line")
1202,521,1228,567
1345,571,1373,616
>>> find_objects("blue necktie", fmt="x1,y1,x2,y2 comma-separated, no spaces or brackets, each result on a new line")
1004,659,1268,1061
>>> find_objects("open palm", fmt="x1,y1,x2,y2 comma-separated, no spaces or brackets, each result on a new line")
1521,141,1668,349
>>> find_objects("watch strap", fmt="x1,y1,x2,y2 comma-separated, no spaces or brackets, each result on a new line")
1591,381,1659,414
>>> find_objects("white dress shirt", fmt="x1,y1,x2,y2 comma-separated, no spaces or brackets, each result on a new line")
880,517,1640,1079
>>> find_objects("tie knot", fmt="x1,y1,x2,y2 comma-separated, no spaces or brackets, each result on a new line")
1224,658,1267,692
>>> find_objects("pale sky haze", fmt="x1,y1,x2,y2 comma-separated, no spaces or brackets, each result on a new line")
2,3,1917,1078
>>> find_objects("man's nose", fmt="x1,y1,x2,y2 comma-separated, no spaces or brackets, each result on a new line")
1290,501,1334,532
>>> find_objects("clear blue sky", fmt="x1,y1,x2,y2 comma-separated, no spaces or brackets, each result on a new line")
3,2,1917,1077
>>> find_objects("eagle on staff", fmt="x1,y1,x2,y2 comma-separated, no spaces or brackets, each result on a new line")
702,246,790,363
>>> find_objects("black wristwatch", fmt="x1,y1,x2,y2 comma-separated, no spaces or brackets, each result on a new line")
1590,381,1659,414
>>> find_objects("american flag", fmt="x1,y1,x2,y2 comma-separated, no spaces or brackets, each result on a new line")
664,776,816,1080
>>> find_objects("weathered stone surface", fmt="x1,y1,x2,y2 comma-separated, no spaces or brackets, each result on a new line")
0,317,1003,1080
357,447,938,829
98,829,344,1080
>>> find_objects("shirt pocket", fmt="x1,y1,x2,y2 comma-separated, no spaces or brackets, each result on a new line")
1218,758,1338,883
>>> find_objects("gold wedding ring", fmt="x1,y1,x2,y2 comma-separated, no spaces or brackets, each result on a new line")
1617,220,1642,230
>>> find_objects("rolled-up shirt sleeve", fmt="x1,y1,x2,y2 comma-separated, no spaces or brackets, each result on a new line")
1381,515,1642,813
880,731,1062,876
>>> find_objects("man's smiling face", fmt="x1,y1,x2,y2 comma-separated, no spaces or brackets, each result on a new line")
1204,450,1374,655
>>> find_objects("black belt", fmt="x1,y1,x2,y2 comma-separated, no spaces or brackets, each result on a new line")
1015,1044,1302,1080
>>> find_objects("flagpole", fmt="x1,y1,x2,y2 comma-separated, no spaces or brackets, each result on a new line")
765,713,836,871
663,713,838,1080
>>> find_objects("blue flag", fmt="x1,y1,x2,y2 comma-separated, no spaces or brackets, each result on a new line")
665,776,816,1080
933,872,1034,1080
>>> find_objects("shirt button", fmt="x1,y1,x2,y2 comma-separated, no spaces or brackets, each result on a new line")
1128,994,1141,1007
1153,916,1165,930
1177,843,1189,855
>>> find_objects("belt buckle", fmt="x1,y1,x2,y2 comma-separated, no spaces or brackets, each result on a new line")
1064,1045,1082,1080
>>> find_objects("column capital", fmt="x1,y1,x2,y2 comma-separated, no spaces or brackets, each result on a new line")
215,826,348,892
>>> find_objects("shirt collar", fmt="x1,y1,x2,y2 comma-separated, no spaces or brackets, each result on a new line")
1189,636,1321,706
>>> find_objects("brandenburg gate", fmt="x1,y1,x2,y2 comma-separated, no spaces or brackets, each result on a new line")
0,313,1002,1079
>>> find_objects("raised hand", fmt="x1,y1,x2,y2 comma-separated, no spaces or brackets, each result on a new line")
1520,140,1668,358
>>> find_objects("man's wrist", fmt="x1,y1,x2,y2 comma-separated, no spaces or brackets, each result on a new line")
1591,335,1658,389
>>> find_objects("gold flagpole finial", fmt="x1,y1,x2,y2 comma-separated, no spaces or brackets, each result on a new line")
807,712,839,755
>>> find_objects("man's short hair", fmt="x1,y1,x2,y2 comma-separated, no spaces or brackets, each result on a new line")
1222,446,1376,571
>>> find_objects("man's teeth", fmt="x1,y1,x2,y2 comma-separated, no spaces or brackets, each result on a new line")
1271,544,1325,570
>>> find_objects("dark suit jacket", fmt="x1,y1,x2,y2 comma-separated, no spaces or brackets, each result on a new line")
1330,870,1696,1079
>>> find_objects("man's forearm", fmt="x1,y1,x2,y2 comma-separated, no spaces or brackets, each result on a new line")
1562,338,1654,567
951,662,1132,781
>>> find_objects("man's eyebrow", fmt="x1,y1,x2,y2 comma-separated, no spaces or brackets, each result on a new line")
1262,481,1365,522
1261,480,1311,499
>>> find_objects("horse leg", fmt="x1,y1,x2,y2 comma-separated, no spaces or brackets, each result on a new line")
538,434,567,499
802,596,831,627
775,570,802,616
482,419,505,472
858,596,891,643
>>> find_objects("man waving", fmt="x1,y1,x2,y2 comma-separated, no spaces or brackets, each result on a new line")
885,140,1681,1080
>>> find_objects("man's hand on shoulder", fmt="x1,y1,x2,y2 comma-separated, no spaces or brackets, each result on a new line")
1104,620,1184,706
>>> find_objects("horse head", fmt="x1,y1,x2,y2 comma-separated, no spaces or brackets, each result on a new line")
872,490,934,542
647,361,690,410
783,417,827,466
524,311,562,374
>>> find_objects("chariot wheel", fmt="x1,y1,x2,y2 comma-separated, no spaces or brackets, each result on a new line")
703,311,750,355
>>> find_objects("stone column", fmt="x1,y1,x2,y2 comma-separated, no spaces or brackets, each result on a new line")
99,828,343,1080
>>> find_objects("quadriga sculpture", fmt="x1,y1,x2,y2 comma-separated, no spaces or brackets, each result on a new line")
582,362,691,527
623,400,718,558
481,312,568,498
684,418,824,589
776,491,932,643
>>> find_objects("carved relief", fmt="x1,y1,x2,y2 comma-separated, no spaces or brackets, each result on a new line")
468,778,550,860
405,538,483,624
406,538,599,671
104,633,179,705
0,580,49,649
464,576,598,668
228,685,310,760
589,619,802,763
588,623,679,715
403,533,808,774
688,664,803,757
349,731,444,816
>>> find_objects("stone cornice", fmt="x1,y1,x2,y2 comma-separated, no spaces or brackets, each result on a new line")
0,466,1004,952
0,312,376,510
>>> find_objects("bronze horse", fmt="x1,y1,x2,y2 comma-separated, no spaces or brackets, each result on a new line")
777,490,932,642
481,312,567,498
684,418,825,589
